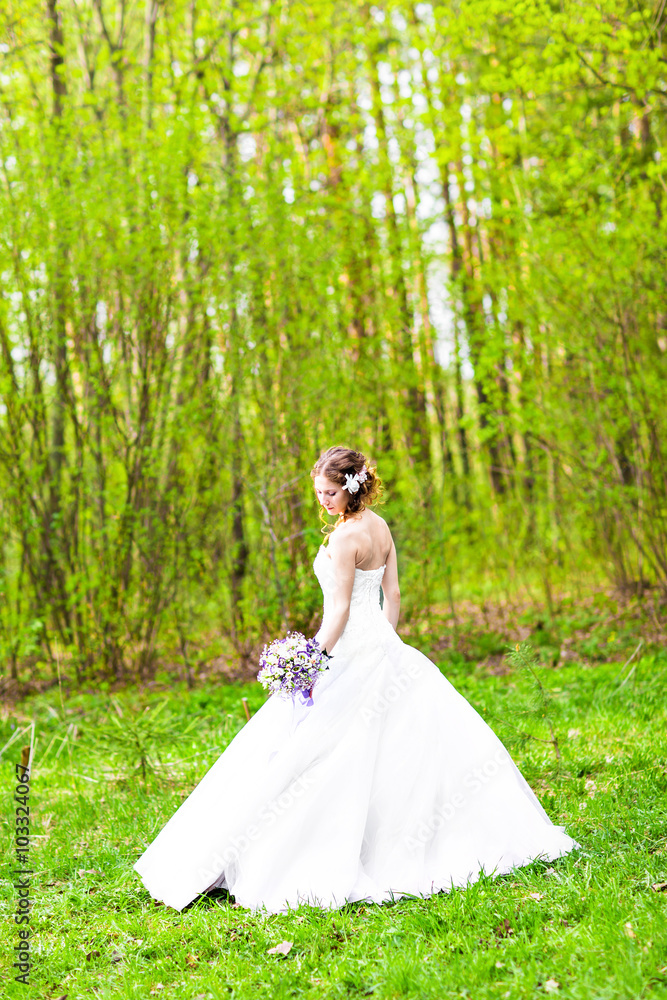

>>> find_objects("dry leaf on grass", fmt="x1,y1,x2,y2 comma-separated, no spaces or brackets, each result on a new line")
544,979,560,993
650,882,667,892
528,892,544,900
624,923,636,938
267,940,293,957
186,953,199,967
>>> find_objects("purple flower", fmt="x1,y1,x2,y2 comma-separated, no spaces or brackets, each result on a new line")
257,631,331,700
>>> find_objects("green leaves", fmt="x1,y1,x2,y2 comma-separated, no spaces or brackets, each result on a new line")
0,0,665,683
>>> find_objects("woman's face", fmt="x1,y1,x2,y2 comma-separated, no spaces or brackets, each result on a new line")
314,474,348,517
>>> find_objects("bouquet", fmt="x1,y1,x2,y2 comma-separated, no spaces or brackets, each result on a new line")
257,632,331,702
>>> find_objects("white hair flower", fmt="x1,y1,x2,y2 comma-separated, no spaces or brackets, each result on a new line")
342,465,368,494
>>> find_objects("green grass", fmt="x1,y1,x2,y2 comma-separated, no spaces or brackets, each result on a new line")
2,645,667,1000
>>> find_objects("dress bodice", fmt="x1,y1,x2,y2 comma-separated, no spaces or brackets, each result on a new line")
314,545,385,606
313,546,394,653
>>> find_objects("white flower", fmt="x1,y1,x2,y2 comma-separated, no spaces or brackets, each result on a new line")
342,466,369,493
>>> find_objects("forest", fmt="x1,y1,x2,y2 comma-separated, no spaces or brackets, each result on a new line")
0,0,665,684
2,5,667,1000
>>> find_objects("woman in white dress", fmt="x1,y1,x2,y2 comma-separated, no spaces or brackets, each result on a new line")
134,446,578,914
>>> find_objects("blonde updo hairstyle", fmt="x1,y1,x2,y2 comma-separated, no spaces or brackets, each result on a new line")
311,446,383,527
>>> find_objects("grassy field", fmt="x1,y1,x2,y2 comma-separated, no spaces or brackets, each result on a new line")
2,594,667,1000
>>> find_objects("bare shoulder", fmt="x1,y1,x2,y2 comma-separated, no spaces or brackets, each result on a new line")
334,509,387,537
367,509,390,531
328,514,370,553
327,521,361,557
329,509,393,569
365,509,393,544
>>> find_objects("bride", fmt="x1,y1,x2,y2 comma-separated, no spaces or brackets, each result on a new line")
134,446,578,914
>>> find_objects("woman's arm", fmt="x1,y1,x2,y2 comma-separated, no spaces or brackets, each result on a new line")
381,539,400,629
315,532,357,654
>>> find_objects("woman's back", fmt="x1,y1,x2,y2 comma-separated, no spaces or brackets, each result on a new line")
328,509,393,572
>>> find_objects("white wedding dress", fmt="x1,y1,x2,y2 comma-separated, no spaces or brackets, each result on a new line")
134,546,578,913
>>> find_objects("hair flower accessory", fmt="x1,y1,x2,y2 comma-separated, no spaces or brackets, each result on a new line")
342,465,368,494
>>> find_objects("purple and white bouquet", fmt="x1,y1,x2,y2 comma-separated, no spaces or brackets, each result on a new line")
257,632,331,702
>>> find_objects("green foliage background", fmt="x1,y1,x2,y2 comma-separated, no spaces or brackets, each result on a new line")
0,0,665,682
